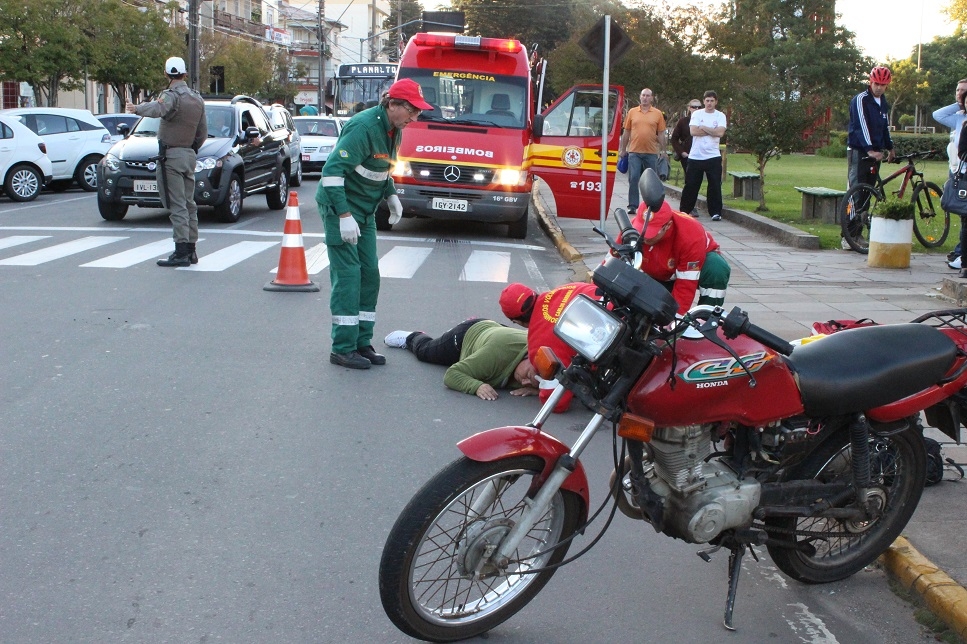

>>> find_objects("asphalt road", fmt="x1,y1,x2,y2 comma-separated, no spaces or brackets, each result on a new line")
0,184,939,643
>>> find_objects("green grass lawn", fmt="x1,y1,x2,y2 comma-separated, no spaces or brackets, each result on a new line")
665,152,959,252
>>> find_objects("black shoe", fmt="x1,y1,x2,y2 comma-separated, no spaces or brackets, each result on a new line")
357,345,386,365
330,351,371,369
158,242,192,267
949,250,959,262
188,242,198,265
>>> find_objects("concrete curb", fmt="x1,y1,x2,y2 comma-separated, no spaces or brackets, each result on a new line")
532,184,584,264
881,537,967,641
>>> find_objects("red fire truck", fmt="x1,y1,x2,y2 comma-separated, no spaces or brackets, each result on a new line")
381,32,624,238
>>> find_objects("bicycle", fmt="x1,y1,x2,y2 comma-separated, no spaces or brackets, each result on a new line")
840,150,950,254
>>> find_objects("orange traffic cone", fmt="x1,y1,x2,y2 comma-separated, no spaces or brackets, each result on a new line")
264,191,321,292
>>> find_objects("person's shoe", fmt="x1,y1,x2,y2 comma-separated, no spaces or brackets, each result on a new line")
948,250,959,262
357,345,386,365
188,242,198,265
948,256,962,270
384,330,411,349
330,351,371,369
628,204,638,214
710,213,721,221
840,238,853,251
157,242,192,267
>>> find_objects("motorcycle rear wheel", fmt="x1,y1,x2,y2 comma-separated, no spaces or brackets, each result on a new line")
379,456,583,642
765,423,926,584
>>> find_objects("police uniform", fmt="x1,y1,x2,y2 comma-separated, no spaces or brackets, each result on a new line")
316,104,400,356
133,80,207,251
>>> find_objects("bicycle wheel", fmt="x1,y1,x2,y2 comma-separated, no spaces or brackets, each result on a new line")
912,181,950,248
840,184,881,254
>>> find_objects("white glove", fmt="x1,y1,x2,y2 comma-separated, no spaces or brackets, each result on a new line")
339,215,359,244
387,195,403,225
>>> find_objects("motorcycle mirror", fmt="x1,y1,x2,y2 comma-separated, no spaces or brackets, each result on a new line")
639,168,665,213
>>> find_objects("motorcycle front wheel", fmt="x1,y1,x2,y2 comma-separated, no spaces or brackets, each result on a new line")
379,456,583,642
765,423,926,584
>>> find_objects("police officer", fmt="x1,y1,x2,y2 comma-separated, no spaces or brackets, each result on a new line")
317,78,431,369
127,56,207,267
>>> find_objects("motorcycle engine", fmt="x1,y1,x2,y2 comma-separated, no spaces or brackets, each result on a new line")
643,425,761,543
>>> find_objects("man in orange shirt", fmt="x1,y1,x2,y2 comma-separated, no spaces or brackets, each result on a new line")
618,88,667,213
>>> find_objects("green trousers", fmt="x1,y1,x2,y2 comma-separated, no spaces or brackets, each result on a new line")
327,215,380,354
696,250,730,308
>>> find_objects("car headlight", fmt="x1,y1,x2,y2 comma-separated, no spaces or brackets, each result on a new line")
195,156,219,172
496,168,524,186
554,295,624,362
102,154,121,171
320,145,333,154
392,160,412,178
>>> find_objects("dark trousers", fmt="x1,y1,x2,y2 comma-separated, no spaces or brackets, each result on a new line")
408,318,486,366
679,156,723,216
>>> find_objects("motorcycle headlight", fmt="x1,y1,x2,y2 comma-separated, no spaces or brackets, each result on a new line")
554,295,624,362
102,153,121,172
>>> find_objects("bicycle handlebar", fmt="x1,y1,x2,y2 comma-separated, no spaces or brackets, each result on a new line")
889,150,937,163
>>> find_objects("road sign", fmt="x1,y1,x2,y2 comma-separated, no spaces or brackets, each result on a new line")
578,17,632,68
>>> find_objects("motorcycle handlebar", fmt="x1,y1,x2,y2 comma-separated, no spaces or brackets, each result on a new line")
613,207,640,247
721,307,794,356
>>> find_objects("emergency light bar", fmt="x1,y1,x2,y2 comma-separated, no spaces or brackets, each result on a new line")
413,32,522,54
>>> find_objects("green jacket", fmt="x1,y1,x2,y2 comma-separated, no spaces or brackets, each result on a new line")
315,104,399,241
443,321,529,395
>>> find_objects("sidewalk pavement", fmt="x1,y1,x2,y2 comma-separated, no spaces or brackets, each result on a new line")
533,171,967,640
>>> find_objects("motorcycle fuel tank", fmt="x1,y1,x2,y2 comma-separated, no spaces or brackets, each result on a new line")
627,333,805,427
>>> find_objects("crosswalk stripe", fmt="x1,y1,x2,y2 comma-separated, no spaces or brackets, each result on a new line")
178,240,279,272
80,238,206,268
460,250,511,282
271,242,329,275
0,235,50,251
0,236,127,266
379,246,432,278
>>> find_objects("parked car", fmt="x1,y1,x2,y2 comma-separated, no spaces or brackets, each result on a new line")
3,107,112,191
293,116,341,175
96,95,291,223
96,113,141,143
266,104,302,187
0,114,53,202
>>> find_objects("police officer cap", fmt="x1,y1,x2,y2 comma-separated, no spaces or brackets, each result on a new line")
165,57,187,76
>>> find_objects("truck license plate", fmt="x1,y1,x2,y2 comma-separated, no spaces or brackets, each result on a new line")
134,180,157,193
431,198,468,212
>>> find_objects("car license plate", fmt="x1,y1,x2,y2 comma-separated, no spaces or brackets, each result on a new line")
134,180,157,193
302,153,310,162
431,198,469,212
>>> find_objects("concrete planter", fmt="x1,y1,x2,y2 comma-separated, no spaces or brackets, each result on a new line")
867,217,913,268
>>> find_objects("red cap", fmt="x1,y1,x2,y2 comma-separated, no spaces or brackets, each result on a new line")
635,201,674,241
387,78,433,111
500,283,536,319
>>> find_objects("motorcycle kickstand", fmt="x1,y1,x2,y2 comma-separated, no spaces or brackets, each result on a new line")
723,545,746,631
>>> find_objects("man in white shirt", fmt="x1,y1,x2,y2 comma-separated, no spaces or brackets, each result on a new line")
679,90,727,221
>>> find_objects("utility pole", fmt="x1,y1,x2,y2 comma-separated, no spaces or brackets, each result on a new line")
188,0,200,91
318,0,326,112
371,0,378,61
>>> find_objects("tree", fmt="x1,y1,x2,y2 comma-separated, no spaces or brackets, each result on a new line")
450,0,578,52
885,58,931,128
727,83,820,211
85,0,182,104
381,0,424,62
0,0,89,106
919,31,967,125
948,0,967,25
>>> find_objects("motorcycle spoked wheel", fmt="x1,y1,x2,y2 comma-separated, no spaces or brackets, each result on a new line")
379,456,583,642
765,423,926,584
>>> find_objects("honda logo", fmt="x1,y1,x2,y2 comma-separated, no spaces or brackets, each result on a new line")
443,165,461,182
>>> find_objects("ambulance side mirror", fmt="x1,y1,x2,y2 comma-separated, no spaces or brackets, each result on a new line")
532,114,544,142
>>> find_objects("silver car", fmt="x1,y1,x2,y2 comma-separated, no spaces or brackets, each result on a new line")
267,104,303,187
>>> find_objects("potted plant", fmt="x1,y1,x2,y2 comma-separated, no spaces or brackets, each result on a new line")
868,196,914,268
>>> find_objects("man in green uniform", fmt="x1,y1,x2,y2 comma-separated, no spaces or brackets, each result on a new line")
317,78,431,369
383,321,539,400
126,56,207,267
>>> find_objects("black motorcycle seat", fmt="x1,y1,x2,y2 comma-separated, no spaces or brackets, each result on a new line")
785,323,956,417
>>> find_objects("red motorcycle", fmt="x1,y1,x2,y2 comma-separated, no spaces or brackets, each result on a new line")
378,172,967,642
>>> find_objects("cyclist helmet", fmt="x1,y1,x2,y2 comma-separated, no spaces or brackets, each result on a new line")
869,66,892,85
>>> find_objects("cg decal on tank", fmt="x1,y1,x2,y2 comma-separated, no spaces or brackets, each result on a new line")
679,351,773,383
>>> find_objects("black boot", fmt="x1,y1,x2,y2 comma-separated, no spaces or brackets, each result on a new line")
158,242,192,267
188,242,198,265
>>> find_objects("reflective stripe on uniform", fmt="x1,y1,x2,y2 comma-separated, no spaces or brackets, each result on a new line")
359,310,376,322
333,315,358,325
354,165,388,181
676,269,701,280
699,287,727,299
323,176,345,187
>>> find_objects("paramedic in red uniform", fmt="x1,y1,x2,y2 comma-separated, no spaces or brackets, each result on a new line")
631,200,731,315
499,282,600,412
